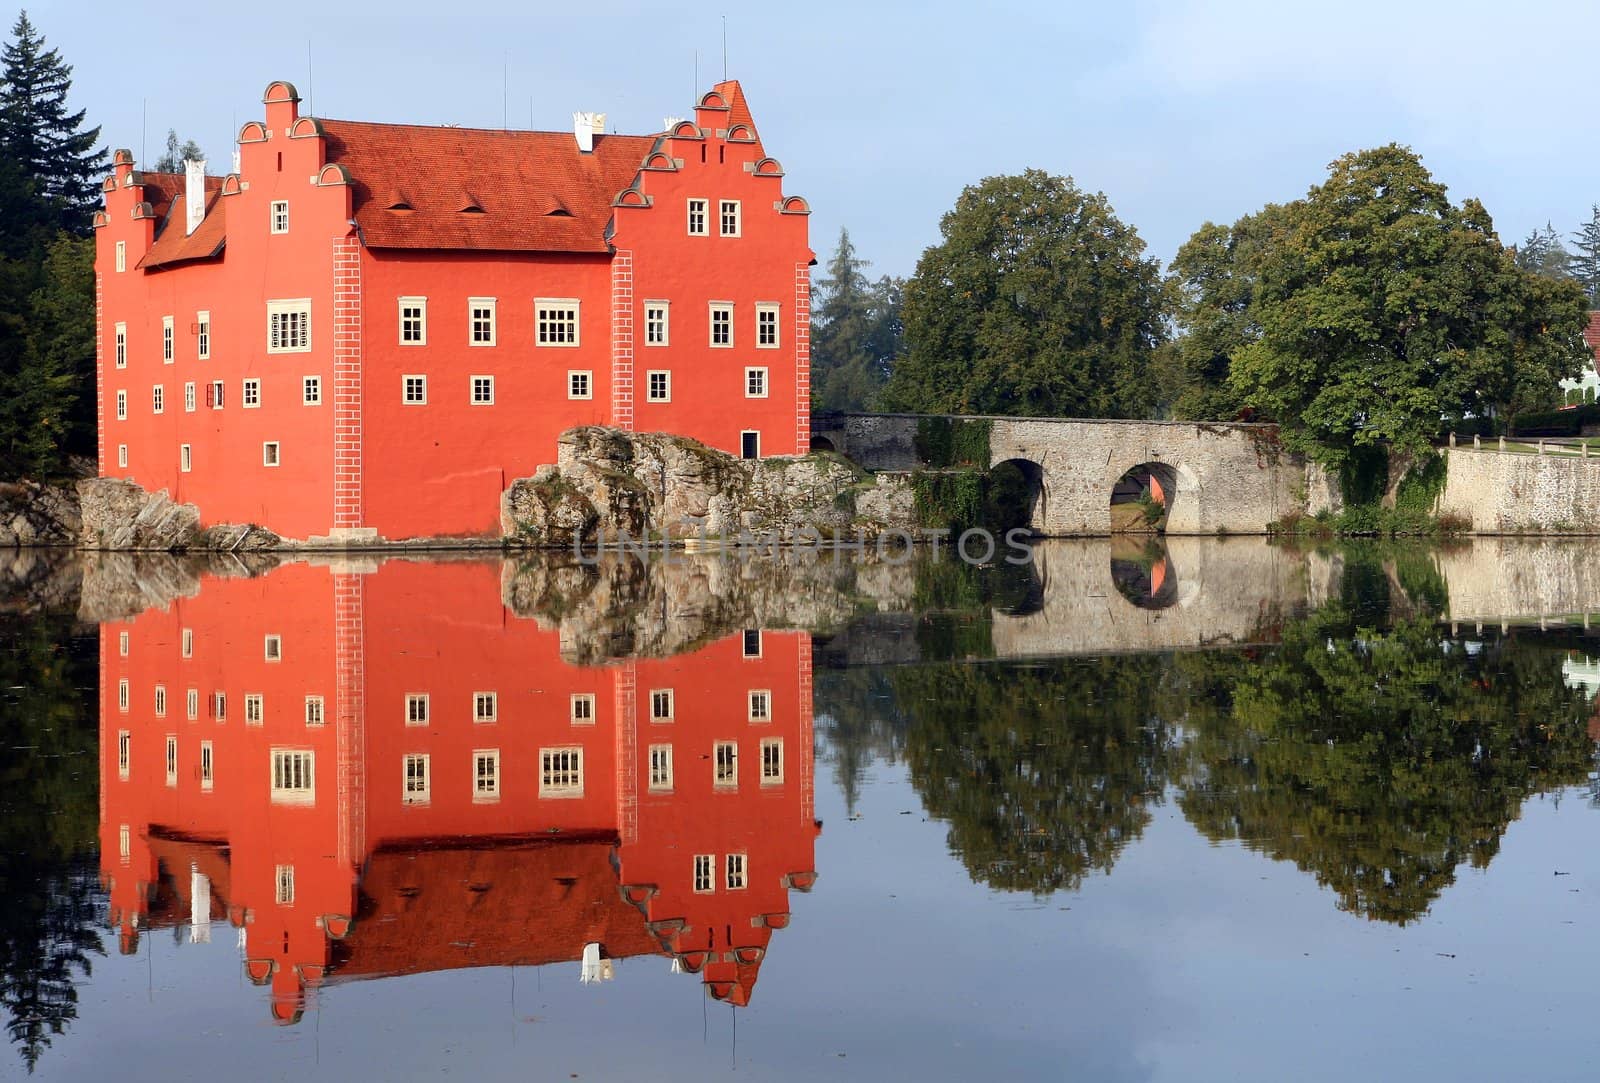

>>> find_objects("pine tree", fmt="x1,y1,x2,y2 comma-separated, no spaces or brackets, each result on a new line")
1516,222,1571,280
811,228,902,412
0,11,105,235
1571,205,1600,305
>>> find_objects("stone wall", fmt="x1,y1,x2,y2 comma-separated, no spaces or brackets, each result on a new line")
1432,537,1600,621
1435,448,1600,534
0,479,80,547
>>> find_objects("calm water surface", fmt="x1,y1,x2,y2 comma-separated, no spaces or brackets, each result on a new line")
2,538,1599,1081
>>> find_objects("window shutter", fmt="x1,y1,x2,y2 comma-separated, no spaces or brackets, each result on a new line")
205,382,214,407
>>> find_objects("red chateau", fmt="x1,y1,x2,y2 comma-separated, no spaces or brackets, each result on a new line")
93,80,813,542
98,560,820,1021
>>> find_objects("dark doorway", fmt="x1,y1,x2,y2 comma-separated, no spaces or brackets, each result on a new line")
741,431,760,460
985,458,1045,534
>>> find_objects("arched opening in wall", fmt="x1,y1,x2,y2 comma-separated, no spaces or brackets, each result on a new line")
1109,537,1179,610
985,458,1045,534
809,436,837,454
1109,462,1177,534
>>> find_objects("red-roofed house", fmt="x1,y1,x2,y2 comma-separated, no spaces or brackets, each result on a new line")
1560,311,1600,406
93,80,813,542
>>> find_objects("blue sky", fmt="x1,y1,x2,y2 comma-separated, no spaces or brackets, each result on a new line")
30,0,1600,278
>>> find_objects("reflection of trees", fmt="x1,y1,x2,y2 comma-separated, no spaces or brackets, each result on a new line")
0,612,101,1072
814,667,910,815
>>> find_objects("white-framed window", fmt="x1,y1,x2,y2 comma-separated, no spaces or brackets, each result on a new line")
117,678,129,712
244,693,264,725
540,747,584,797
650,689,674,722
709,302,733,347
151,384,164,414
119,823,130,862
756,303,779,348
212,690,226,721
209,380,224,408
403,375,427,405
405,693,429,725
270,200,289,234
742,629,762,658
469,298,496,346
165,735,177,786
473,749,500,801
570,693,595,724
196,311,210,359
266,299,311,353
118,630,129,656
303,375,321,405
162,316,173,362
687,198,708,236
117,444,128,468
402,753,430,805
262,441,280,467
398,297,427,345
471,375,494,405
719,199,741,237
535,300,579,346
305,696,325,727
473,692,497,723
559,370,589,402
745,367,768,398
115,390,126,420
725,853,747,890
761,737,784,784
646,370,671,402
714,741,738,787
275,864,295,905
693,854,714,893
179,444,191,473
200,741,214,791
748,689,771,722
242,379,261,408
117,730,130,778
264,634,281,662
154,684,167,717
186,687,199,720
181,628,193,657
184,381,196,412
645,302,669,345
115,240,126,272
648,744,673,792
270,749,314,804
114,322,126,368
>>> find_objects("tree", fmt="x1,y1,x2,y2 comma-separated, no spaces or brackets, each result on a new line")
23,234,93,462
0,12,105,234
153,128,203,173
810,228,903,412
882,169,1168,418
1515,222,1572,280
1571,205,1600,305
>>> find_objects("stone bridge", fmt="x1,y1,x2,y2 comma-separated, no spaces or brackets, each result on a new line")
811,413,1309,536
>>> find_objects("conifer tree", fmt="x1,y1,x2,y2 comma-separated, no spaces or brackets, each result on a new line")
153,129,203,173
1571,205,1600,305
0,11,105,235
810,227,902,412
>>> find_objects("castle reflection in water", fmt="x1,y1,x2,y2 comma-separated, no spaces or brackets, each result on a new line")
97,560,819,1023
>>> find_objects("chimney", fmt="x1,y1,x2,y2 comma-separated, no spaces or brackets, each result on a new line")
572,112,605,153
184,158,206,236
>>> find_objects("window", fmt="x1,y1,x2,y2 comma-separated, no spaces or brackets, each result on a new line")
151,385,164,414
244,693,264,725
473,749,500,801
645,303,669,345
200,741,213,791
719,199,741,237
648,744,673,791
114,323,126,368
115,240,126,272
540,747,584,797
714,741,738,787
403,375,427,404
745,367,768,398
568,370,592,400
687,198,708,236
726,853,747,890
154,684,167,717
267,300,311,353
650,689,674,721
646,370,671,402
118,631,129,656
117,678,129,712
536,300,579,346
270,749,314,804
119,824,130,862
186,688,199,720
761,737,784,784
570,693,595,724
242,379,261,408
212,690,226,722
469,298,496,345
405,693,429,725
291,375,317,408
262,441,280,467
305,696,324,727
117,444,128,468
402,753,430,805
748,689,771,722
398,297,426,345
471,375,494,405
117,730,130,778
693,854,714,893
209,380,224,409
184,381,196,412
270,200,289,234
709,303,733,347
742,629,762,658
165,735,177,786
275,865,294,905
264,634,281,661
196,311,210,359
116,390,126,420
162,316,174,362
181,628,193,658
756,304,779,348
473,692,497,723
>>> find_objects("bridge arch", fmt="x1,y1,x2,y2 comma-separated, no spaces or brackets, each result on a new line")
1107,459,1202,534
986,457,1046,534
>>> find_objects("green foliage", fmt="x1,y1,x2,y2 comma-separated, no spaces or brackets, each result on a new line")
913,415,991,468
1515,222,1572,280
810,228,903,412
0,12,104,233
911,469,985,534
1510,403,1600,436
883,169,1167,418
1571,205,1600,306
153,129,203,174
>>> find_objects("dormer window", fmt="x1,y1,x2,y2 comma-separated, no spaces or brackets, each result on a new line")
270,201,289,234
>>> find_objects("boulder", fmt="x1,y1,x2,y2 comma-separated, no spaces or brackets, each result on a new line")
0,479,81,547
77,477,281,552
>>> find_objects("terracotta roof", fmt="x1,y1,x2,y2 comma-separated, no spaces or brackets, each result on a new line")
138,172,227,270
712,80,757,134
321,120,658,253
1585,312,1600,377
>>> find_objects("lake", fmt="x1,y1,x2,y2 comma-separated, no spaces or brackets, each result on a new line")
1,537,1598,1081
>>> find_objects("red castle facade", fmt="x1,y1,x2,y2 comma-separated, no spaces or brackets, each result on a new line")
92,80,812,542
98,560,820,1021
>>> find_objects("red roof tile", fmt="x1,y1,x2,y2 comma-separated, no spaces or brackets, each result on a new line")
713,80,757,134
138,172,227,271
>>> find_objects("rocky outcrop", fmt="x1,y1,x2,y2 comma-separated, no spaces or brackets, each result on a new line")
0,546,80,615
501,427,916,548
0,479,80,547
77,477,281,552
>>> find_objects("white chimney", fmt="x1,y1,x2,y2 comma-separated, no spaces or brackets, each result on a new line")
572,112,605,153
184,158,206,236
